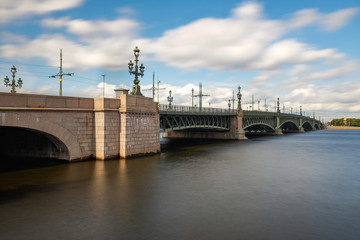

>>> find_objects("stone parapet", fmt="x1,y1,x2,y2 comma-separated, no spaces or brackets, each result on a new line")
0,92,94,109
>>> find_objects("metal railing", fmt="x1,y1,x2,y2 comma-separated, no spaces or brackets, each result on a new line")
159,104,236,115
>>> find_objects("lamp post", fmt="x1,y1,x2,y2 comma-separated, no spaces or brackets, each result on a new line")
237,86,242,110
167,90,173,109
128,46,145,96
4,65,23,93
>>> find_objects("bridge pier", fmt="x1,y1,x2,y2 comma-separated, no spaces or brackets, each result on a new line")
94,98,121,160
117,94,160,158
274,128,283,135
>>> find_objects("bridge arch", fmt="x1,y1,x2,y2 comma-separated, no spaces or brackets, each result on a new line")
280,120,299,131
0,113,82,160
0,126,70,160
244,123,275,133
302,121,313,131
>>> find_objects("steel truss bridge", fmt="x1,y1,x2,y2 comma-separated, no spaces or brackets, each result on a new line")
242,110,323,133
159,104,324,134
159,104,236,132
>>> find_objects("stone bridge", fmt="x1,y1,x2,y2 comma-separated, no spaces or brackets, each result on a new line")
0,92,160,161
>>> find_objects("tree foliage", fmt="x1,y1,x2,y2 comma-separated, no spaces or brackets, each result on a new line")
328,118,360,126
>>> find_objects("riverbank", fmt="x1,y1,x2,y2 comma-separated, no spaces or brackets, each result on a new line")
326,126,360,130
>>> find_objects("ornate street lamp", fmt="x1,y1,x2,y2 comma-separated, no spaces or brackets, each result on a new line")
237,86,242,110
167,90,173,109
128,46,145,96
4,65,23,93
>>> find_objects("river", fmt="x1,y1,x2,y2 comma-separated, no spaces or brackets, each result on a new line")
1,129,360,240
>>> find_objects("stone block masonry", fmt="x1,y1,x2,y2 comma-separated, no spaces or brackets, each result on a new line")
118,94,160,158
0,92,160,161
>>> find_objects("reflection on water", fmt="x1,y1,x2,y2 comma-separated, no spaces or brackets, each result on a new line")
1,130,360,240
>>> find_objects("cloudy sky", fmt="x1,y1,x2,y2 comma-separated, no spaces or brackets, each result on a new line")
0,0,359,121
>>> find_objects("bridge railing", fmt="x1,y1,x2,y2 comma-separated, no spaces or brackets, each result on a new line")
159,104,237,115
243,110,314,118
243,110,277,116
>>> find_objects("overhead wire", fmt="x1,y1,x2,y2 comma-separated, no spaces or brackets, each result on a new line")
0,59,104,85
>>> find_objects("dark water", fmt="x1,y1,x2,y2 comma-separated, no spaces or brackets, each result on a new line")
1,130,360,240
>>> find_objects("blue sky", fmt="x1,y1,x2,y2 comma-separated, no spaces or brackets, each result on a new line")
0,0,359,121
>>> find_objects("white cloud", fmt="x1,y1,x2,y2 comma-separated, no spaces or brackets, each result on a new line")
282,61,359,89
284,82,360,114
116,7,136,17
77,82,124,98
304,61,359,81
42,17,140,40
0,15,147,70
145,2,285,70
144,2,353,71
288,7,359,31
250,39,344,69
0,0,85,23
140,82,235,109
288,64,310,76
321,8,359,31
0,1,359,119
250,70,281,87
0,1,356,74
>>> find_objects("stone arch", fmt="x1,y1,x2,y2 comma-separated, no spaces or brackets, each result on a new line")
0,112,82,161
0,126,70,160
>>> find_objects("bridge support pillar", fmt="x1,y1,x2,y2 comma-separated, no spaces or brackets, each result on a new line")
274,128,283,135
234,109,247,140
118,94,160,158
94,98,121,160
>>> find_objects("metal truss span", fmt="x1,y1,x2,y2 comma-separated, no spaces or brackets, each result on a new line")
242,110,324,133
159,105,324,134
159,104,235,132
160,114,231,132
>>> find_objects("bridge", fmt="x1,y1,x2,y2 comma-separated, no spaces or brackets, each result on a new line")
0,92,324,162
159,104,323,137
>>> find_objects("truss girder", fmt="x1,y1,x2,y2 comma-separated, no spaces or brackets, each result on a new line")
159,109,323,133
244,123,275,132
243,116,276,130
243,111,323,132
160,114,230,132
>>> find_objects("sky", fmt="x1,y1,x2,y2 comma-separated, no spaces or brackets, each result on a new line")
0,0,359,122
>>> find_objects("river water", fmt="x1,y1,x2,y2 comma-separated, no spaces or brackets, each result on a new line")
1,129,360,240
